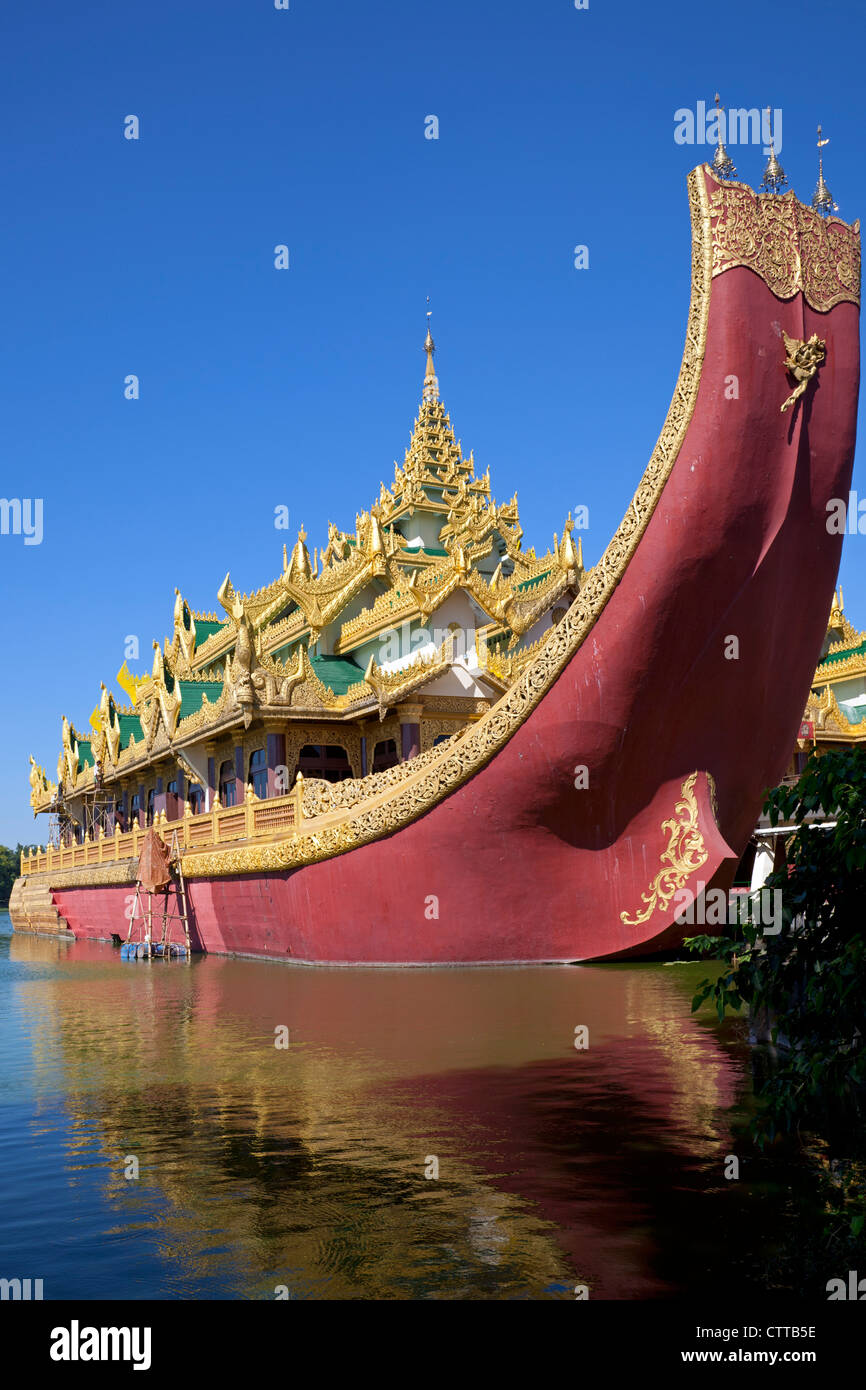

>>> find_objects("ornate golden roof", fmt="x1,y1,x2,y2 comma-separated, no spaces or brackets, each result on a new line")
30,325,585,811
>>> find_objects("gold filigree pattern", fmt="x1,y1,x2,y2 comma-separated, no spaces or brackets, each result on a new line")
619,773,709,927
419,721,462,754
36,860,139,890
300,738,463,818
707,168,860,312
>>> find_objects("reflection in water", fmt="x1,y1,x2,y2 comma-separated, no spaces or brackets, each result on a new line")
0,918,789,1299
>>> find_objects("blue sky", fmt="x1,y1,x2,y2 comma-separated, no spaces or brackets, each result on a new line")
1,0,863,846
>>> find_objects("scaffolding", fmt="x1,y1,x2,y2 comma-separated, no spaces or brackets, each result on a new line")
121,828,191,961
46,796,76,850
72,759,117,845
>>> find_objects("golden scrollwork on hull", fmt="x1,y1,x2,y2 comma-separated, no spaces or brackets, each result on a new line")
37,861,139,891
619,773,710,927
707,169,860,312
181,167,715,880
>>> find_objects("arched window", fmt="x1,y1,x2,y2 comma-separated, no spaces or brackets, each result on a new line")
447,620,465,660
372,739,399,773
219,759,237,807
146,789,155,826
187,783,205,815
295,744,353,784
249,748,268,799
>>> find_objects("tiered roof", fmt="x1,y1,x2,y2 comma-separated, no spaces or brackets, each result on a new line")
29,326,586,813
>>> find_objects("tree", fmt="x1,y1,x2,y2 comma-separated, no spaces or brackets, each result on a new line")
687,747,866,1266
688,746,866,1139
0,845,36,908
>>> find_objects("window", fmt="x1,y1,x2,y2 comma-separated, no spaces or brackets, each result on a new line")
295,744,353,784
146,790,155,826
372,739,399,773
187,783,205,815
219,759,237,807
249,748,268,799
447,621,466,660
433,734,452,747
166,779,179,821
130,793,142,828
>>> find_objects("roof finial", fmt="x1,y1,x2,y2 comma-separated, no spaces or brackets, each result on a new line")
812,125,838,218
760,106,787,193
423,296,439,403
710,93,736,181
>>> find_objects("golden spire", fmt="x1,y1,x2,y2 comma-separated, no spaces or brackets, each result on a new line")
710,93,736,181
422,299,439,403
760,106,787,193
559,515,580,573
829,587,845,631
368,510,385,557
290,525,311,581
812,125,838,217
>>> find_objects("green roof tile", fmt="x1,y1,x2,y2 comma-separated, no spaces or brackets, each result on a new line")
822,637,866,665
117,713,143,749
195,619,227,644
177,681,225,721
310,655,364,695
516,569,551,592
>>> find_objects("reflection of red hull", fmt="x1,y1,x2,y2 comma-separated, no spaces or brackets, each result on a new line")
38,169,863,963
10,932,744,1298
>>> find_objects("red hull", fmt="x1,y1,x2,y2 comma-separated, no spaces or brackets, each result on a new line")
34,169,864,963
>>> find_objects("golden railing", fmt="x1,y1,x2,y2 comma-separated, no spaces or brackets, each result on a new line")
20,780,304,877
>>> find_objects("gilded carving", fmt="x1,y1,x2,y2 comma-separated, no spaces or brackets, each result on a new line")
707,168,860,312
805,685,865,739
780,331,826,414
29,757,56,814
419,721,462,754
619,773,710,927
364,635,454,718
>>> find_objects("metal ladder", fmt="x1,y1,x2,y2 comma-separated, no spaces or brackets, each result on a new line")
121,830,191,960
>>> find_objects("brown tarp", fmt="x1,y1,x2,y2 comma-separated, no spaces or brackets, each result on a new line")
137,829,172,893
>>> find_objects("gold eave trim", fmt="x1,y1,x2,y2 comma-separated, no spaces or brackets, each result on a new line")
182,167,713,879
706,167,860,313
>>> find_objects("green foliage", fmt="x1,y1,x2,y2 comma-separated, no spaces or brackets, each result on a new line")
687,745,866,1145
0,844,33,908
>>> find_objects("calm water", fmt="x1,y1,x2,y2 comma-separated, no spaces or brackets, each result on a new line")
0,911,800,1300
